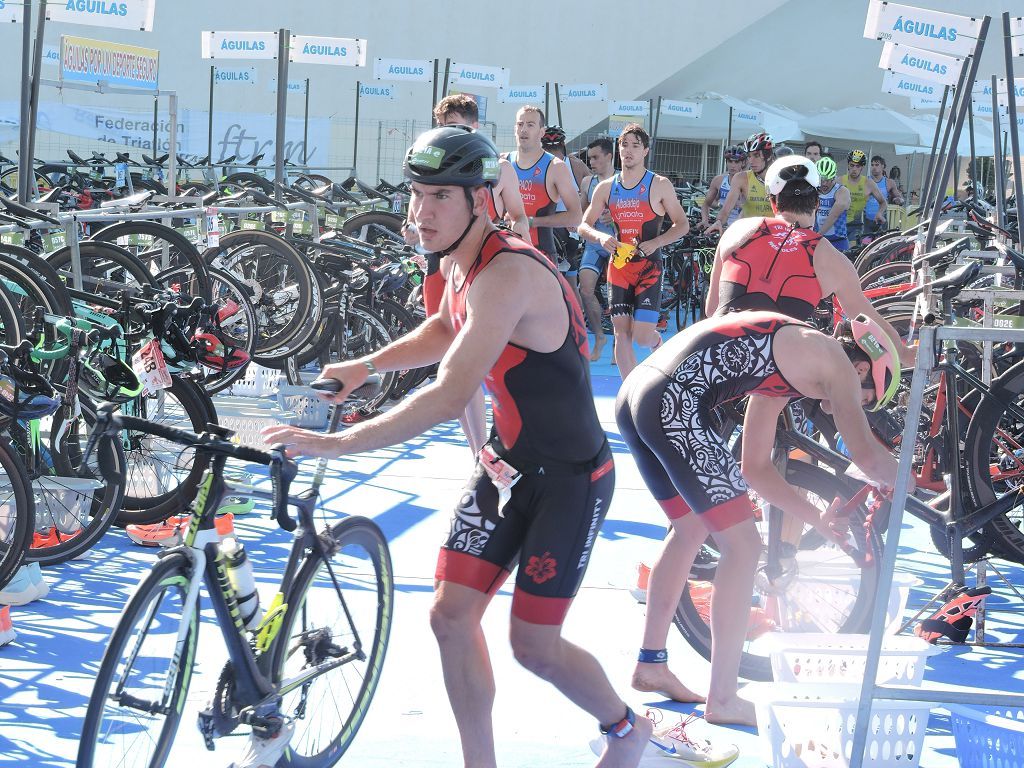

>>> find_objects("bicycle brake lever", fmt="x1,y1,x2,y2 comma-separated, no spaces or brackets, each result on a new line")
269,449,298,532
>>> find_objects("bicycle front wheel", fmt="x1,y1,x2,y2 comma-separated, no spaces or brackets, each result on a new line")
272,516,394,767
673,462,881,681
78,553,198,768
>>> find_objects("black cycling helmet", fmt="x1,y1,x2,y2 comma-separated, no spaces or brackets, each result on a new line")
541,125,567,147
403,126,500,187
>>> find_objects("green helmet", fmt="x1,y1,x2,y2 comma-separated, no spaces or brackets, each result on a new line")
817,156,838,181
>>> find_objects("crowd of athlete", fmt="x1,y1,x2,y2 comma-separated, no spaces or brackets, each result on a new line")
248,106,913,768
705,134,905,251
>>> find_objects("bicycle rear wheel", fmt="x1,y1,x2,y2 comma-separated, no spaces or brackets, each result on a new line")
0,436,33,591
77,553,198,768
272,516,393,767
672,462,881,681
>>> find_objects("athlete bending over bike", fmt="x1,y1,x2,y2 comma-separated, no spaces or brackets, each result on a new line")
616,310,901,726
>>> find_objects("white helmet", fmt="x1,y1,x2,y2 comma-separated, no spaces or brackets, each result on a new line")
765,156,821,196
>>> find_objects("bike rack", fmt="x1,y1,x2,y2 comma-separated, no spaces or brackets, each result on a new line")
850,323,1024,768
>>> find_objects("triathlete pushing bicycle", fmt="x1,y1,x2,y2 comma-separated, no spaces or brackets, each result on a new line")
616,309,903,726
265,126,652,768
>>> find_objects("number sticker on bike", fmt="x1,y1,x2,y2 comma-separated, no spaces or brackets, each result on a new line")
132,338,173,395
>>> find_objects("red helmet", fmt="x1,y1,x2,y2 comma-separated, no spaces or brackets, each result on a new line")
744,132,774,155
541,125,567,147
194,332,250,372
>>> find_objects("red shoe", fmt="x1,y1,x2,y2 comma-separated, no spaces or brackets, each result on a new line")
342,409,377,425
125,516,189,547
0,605,15,646
31,527,60,549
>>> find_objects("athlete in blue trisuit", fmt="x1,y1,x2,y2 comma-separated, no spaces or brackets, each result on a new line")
814,156,852,252
699,145,747,231
578,137,617,360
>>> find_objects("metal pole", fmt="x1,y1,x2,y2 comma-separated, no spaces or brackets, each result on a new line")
992,75,1007,228
353,82,361,171
208,65,215,160
17,0,33,202
651,97,661,170
274,29,290,200
431,58,439,124
374,120,382,180
441,58,451,98
152,96,158,155
919,84,950,209
924,19,990,255
23,0,47,198
923,67,969,227
555,83,563,126
303,78,310,165
545,82,550,123
1003,12,1024,249
726,107,733,149
167,93,178,196
967,96,977,205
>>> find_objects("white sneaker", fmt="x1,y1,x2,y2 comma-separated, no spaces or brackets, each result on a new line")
229,720,294,768
589,710,739,767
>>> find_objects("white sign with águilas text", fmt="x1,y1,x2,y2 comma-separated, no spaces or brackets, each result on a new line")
201,31,277,60
48,0,157,32
879,41,963,87
864,1,982,58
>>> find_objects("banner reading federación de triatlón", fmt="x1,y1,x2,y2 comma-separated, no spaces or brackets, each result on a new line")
864,1,982,58
879,41,962,87
61,34,159,89
48,0,157,32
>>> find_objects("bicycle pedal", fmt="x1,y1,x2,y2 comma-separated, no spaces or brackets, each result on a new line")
197,709,218,751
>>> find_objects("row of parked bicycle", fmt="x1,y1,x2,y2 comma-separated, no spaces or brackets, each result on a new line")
0,154,430,595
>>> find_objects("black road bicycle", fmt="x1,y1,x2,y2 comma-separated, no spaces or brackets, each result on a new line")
77,380,393,768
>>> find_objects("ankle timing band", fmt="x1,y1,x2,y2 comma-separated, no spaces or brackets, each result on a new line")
599,706,636,738
638,648,668,663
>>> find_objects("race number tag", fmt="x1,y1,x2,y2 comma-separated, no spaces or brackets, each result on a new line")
132,338,172,395
206,207,221,248
479,443,522,517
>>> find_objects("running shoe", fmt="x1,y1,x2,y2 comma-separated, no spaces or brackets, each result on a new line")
915,584,992,643
631,561,651,604
0,566,43,606
26,562,48,601
589,710,739,767
31,526,83,550
230,719,294,768
0,605,15,647
125,516,189,547
217,496,256,517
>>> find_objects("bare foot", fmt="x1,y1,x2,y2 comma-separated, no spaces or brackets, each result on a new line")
595,711,653,768
704,695,756,727
590,334,607,362
631,663,706,703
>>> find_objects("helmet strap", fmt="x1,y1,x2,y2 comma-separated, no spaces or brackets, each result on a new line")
439,189,482,257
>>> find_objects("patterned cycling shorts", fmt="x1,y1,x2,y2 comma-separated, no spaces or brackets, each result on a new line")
435,446,614,625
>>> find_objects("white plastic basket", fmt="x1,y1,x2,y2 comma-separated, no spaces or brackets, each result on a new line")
35,476,103,533
218,413,279,451
229,364,282,398
275,385,331,429
762,632,940,686
744,682,932,767
948,705,1024,768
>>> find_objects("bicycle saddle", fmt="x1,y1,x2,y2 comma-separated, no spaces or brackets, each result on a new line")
912,236,971,266
904,260,982,299
0,192,61,224
100,190,156,209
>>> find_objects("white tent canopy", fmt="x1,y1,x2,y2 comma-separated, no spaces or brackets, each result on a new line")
653,92,804,144
895,114,997,157
799,104,929,146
